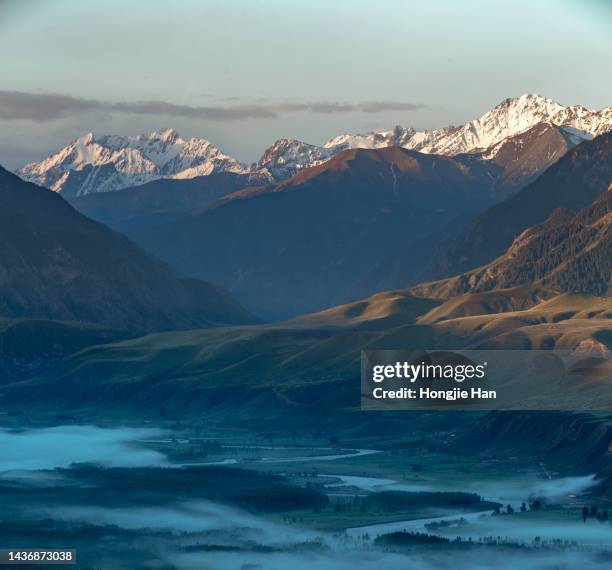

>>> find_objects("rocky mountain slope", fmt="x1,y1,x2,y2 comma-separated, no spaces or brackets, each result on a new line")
0,166,254,331
255,138,335,181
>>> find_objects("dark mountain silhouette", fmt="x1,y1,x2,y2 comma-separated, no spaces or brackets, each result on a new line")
129,146,508,320
0,166,254,332
0,316,128,380
69,172,258,232
123,125,586,320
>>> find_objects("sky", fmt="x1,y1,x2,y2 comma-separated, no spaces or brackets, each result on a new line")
0,0,610,168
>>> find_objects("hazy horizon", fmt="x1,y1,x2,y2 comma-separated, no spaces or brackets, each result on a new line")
0,0,611,168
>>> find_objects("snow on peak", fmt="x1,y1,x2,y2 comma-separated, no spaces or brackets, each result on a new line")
146,127,181,142
322,94,612,158
17,95,612,193
255,138,335,180
80,131,96,144
18,129,249,197
255,95,611,180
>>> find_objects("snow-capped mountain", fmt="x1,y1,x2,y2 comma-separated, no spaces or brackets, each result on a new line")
254,138,336,180
18,128,250,197
18,95,612,193
324,94,612,156
255,94,612,180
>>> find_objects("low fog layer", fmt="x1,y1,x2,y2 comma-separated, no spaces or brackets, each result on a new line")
172,548,612,570
44,500,319,545
0,425,166,470
2,425,611,570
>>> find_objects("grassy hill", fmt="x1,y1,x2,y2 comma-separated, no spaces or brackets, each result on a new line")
5,289,609,420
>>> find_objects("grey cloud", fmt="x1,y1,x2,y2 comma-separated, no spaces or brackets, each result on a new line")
0,91,426,123
357,101,426,113
0,91,101,121
108,100,278,120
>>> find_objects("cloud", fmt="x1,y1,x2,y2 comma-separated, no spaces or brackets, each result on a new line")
0,91,426,123
0,91,101,121
357,101,426,113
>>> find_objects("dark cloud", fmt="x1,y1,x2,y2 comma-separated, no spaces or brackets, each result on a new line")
0,91,426,123
357,101,426,113
108,100,278,120
0,91,101,121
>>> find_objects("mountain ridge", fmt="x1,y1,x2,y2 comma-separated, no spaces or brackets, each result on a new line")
411,188,612,300
258,94,611,180
127,145,531,320
0,166,256,331
7,289,609,417
18,94,612,195
426,131,612,281
18,128,254,197
69,172,256,232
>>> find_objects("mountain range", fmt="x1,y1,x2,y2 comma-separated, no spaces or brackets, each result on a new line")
18,94,612,196
18,128,257,197
0,97,610,420
119,129,611,320
127,145,514,320
7,95,612,324
274,93,611,179
427,131,612,280
8,170,609,415
69,172,255,232
364,131,612,296
65,120,580,243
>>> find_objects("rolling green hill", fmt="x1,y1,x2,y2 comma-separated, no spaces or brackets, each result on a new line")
5,290,609,420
